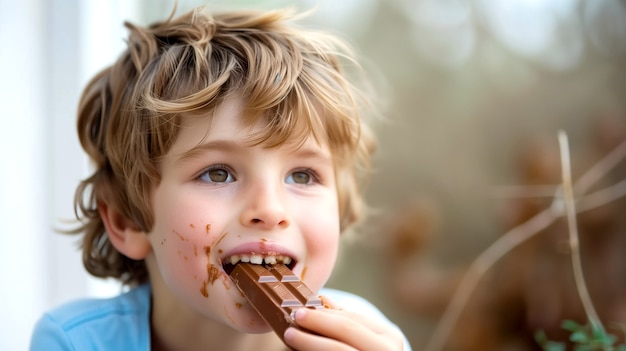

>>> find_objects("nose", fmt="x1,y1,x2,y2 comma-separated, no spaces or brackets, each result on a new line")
240,180,290,230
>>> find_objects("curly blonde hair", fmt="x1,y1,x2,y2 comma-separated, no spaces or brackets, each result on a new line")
72,7,376,285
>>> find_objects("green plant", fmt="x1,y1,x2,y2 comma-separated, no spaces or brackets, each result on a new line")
535,320,626,351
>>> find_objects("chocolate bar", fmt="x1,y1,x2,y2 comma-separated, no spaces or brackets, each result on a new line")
229,263,323,341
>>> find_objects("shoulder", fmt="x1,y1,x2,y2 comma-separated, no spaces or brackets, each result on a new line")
319,288,388,319
319,288,413,351
30,284,151,351
40,284,150,328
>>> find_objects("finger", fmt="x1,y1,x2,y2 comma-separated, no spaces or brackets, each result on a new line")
291,308,402,351
284,326,357,351
318,308,398,334
317,294,400,334
319,294,339,309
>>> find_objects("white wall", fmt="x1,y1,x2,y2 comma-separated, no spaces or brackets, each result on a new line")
0,1,138,349
0,1,358,349
0,1,47,349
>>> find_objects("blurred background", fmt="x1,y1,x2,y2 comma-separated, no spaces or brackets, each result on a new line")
1,0,625,350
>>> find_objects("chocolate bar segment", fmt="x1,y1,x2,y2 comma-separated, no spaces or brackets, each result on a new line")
229,263,323,341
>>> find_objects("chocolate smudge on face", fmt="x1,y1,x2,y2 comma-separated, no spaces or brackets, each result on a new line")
190,224,196,229
300,265,307,281
221,274,232,290
203,245,221,287
205,223,211,234
213,231,227,247
173,230,187,241
208,265,220,284
199,246,212,297
200,281,208,297
223,306,235,324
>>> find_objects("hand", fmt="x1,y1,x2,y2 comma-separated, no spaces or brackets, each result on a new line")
283,301,405,351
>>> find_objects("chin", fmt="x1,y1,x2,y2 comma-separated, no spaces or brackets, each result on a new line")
239,324,274,334
218,295,273,334
227,313,273,334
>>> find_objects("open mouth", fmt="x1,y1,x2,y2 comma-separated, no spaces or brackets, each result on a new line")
222,253,296,275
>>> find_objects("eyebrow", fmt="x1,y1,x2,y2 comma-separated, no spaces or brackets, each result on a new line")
175,140,244,165
291,146,333,165
175,139,333,165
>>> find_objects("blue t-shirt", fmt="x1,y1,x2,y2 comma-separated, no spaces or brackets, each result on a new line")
30,285,412,350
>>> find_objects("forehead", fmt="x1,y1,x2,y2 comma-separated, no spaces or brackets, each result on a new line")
170,96,330,157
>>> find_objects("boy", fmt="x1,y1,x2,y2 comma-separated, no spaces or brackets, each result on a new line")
31,6,410,351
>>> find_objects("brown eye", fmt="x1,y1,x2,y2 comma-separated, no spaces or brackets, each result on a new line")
287,171,312,185
209,169,228,182
200,167,234,183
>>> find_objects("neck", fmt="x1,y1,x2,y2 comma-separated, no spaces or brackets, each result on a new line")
150,315,282,351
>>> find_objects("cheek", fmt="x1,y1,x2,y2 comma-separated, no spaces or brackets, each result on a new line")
306,218,339,256
152,217,215,293
149,189,223,297
299,201,341,289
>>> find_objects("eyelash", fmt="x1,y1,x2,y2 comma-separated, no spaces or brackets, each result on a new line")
288,168,322,185
195,165,323,185
197,163,236,184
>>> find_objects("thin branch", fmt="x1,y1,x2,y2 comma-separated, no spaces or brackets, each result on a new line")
489,185,560,199
558,130,603,334
577,179,626,212
488,139,626,201
573,139,626,194
423,134,626,351
423,207,560,351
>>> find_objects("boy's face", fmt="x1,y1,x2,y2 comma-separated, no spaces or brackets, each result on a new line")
144,96,340,332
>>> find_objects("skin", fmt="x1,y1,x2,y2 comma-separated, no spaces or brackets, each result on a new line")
100,96,404,350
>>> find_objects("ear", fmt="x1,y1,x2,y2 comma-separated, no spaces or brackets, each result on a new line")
98,201,152,260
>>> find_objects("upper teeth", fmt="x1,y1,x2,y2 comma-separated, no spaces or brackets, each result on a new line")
227,254,292,266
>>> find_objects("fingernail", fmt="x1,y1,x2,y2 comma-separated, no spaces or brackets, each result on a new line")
284,327,295,341
293,308,307,321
